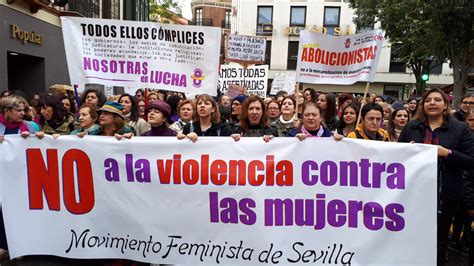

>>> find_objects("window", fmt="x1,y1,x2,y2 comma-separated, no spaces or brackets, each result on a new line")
102,0,120,19
389,44,406,73
257,6,273,32
323,7,340,35
287,41,299,70
195,8,203,26
223,10,231,29
67,0,100,18
290,7,306,26
265,40,272,66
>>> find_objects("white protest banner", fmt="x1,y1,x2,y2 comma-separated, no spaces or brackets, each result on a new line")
226,35,266,64
270,72,296,95
0,136,436,265
296,30,384,85
61,17,221,95
218,64,268,97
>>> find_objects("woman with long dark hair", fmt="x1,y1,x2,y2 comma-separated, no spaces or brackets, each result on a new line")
118,94,150,136
303,88,317,103
37,93,78,136
387,108,409,142
231,95,276,142
317,93,339,131
398,88,474,265
406,96,418,119
335,103,360,137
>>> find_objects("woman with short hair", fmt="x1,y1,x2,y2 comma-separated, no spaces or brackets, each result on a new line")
347,103,389,141
71,104,100,137
170,100,195,134
80,88,106,108
288,102,333,140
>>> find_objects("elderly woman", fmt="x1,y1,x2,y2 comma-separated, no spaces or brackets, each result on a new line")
71,104,100,137
0,95,37,258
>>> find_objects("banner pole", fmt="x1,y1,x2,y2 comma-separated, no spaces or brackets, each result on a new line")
294,82,300,119
73,85,81,110
356,82,371,126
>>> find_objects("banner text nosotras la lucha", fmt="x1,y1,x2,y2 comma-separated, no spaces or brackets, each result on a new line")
80,23,205,45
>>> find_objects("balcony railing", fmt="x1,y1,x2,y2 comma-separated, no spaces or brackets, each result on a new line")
189,18,213,26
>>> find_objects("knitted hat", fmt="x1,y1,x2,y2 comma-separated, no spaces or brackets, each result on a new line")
98,102,124,119
147,100,171,118
233,94,247,104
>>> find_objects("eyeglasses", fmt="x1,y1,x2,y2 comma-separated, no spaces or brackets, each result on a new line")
462,101,474,105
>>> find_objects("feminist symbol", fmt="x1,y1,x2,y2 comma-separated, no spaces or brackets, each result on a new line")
191,68,205,88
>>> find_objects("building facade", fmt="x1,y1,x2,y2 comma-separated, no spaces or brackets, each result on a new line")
191,0,232,64
0,0,149,98
232,0,454,98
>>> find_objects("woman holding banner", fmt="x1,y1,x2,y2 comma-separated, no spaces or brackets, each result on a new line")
0,95,37,258
170,100,195,134
178,94,233,141
87,101,134,139
142,100,177,137
271,96,297,137
347,103,389,141
70,104,99,137
231,95,276,142
287,102,336,140
37,93,79,136
118,94,150,136
398,88,474,266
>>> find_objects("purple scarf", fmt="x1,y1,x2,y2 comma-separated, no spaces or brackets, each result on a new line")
300,126,324,137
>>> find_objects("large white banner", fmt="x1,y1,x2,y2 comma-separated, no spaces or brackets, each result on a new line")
0,136,436,265
296,30,384,85
218,64,268,97
61,17,221,95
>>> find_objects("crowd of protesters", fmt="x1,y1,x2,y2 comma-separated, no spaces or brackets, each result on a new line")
0,87,473,266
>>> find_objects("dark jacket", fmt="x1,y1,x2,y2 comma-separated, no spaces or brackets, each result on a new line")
398,118,474,200
287,126,333,137
142,124,177,137
183,121,233,136
235,124,277,137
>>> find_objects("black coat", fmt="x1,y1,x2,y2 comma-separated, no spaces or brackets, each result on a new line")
183,121,233,136
398,118,474,201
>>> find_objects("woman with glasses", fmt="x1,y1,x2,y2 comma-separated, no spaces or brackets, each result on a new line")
454,93,474,121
